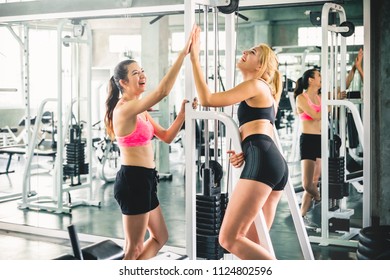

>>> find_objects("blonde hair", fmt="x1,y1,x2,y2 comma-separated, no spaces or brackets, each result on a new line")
255,43,282,105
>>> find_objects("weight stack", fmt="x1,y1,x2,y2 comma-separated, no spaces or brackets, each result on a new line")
328,157,351,232
220,193,229,222
63,141,89,185
196,168,225,259
328,157,349,200
196,193,224,260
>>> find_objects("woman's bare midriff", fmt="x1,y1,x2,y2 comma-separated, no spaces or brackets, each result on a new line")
239,119,274,141
301,119,321,135
119,144,156,168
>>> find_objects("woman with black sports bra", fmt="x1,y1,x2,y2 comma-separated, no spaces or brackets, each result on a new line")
190,25,288,260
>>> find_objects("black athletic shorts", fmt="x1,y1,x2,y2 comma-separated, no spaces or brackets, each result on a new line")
240,134,288,191
300,133,321,161
114,165,160,215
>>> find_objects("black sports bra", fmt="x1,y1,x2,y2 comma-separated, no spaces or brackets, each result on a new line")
237,100,275,127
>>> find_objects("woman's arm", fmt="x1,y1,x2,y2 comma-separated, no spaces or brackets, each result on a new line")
118,26,196,118
346,64,356,90
190,25,258,107
151,98,198,144
346,48,364,89
296,95,321,120
355,48,364,82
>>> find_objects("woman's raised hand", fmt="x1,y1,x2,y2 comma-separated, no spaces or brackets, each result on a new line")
182,24,198,56
190,24,202,61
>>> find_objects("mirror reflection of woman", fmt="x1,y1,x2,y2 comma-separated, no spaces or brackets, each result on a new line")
294,68,322,229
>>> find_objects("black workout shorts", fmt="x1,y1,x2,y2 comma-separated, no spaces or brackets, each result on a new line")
240,134,288,191
114,165,160,215
300,133,321,161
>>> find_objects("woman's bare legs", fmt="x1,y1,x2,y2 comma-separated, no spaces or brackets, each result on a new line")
122,212,148,260
263,190,284,229
122,206,168,260
138,206,168,260
246,223,260,245
218,179,279,260
300,159,321,217
312,158,321,202
246,190,283,246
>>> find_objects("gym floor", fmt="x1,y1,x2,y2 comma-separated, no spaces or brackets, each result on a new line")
0,138,362,260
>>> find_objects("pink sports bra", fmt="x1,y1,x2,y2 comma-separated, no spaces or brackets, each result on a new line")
299,92,321,121
116,114,154,147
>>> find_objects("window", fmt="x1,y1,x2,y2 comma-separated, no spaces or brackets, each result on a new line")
0,0,37,4
0,0,37,3
298,26,364,46
109,35,141,61
171,31,226,52
0,27,22,108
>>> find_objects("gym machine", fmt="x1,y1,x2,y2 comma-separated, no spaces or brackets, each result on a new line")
184,0,313,260
18,20,100,214
92,133,120,183
308,3,366,247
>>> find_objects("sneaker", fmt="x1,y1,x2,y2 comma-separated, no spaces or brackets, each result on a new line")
302,216,319,230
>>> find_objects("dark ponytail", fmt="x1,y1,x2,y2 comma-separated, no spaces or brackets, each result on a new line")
104,59,136,140
294,77,304,99
293,68,318,99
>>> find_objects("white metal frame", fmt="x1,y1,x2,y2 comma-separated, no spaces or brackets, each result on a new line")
310,2,368,247
18,20,100,214
362,0,371,229
0,24,28,203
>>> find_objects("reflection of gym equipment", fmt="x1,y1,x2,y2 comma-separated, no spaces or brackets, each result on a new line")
17,20,100,214
92,126,120,183
0,127,20,175
0,111,57,176
184,0,313,260
39,111,57,149
0,108,57,206
308,3,366,247
0,112,57,203
63,123,89,186
275,75,295,132
0,127,19,147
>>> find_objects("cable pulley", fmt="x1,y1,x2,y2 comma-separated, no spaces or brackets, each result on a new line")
339,21,355,37
218,0,239,14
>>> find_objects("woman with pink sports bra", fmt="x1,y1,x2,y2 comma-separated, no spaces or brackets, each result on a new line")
104,26,196,260
294,68,322,229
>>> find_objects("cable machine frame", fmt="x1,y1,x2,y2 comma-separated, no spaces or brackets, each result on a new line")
18,19,100,214
309,2,369,247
